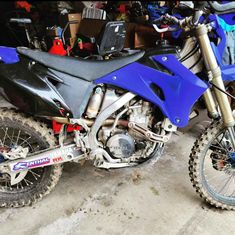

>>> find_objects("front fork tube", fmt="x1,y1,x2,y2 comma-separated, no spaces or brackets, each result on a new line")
196,24,235,148
202,89,219,119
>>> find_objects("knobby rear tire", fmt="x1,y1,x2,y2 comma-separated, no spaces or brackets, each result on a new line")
0,109,63,208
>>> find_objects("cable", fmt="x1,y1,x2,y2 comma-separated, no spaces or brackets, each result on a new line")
209,81,235,100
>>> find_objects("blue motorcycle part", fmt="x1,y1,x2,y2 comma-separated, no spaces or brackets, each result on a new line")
95,54,208,128
0,46,19,64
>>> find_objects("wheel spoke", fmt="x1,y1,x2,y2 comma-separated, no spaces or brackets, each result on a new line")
19,181,23,189
218,174,233,194
210,144,227,153
29,170,40,180
4,128,15,146
23,178,33,186
15,130,21,145
206,173,225,182
219,131,226,144
2,127,8,146
19,136,32,147
214,139,229,154
10,129,15,146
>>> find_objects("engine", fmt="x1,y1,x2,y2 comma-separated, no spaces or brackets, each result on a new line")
100,91,158,160
106,133,135,158
84,87,164,163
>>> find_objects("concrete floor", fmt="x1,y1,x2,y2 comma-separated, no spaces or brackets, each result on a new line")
1,123,235,235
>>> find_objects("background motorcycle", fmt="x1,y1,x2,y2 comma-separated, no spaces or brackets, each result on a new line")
0,1,235,210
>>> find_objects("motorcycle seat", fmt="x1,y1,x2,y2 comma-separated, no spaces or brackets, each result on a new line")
16,47,145,81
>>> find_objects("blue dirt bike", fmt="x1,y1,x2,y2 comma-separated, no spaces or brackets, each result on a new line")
0,1,235,209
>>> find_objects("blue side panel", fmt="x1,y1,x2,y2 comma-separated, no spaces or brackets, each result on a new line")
95,54,208,127
0,46,19,64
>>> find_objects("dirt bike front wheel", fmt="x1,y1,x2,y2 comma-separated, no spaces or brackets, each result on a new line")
189,120,235,210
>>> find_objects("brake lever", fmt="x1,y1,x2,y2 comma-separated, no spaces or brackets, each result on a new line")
164,14,179,25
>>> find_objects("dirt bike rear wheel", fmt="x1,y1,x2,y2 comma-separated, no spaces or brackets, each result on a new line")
0,109,62,208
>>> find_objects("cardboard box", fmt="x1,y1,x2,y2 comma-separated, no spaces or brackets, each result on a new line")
124,23,174,49
134,24,159,48
59,13,82,39
124,23,159,49
124,23,136,48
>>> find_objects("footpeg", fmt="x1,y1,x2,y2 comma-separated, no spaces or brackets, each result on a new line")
128,122,170,143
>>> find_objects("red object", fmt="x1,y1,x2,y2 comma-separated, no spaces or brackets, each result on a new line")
118,4,128,13
52,120,81,134
49,39,67,56
78,41,83,50
82,42,94,51
15,1,32,13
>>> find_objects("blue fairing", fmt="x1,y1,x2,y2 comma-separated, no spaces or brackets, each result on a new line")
0,46,19,64
95,54,208,128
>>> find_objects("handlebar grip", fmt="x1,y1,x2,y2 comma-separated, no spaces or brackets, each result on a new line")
153,24,169,33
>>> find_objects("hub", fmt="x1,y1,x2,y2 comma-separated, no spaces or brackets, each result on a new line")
211,152,235,171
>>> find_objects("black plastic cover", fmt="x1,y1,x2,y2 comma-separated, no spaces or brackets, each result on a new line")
0,56,94,118
97,21,126,56
17,47,145,81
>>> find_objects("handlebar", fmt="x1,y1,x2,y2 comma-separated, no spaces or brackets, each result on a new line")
152,1,235,34
152,14,179,25
152,9,204,33
152,13,194,33
207,1,235,14
152,14,180,33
